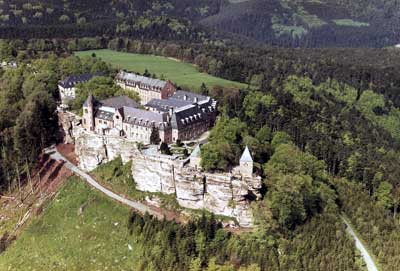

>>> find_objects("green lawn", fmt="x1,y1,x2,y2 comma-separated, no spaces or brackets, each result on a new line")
75,49,248,91
333,19,370,27
0,177,141,271
91,156,181,211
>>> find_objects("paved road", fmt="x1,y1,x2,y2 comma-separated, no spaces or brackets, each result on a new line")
46,148,161,218
342,217,379,271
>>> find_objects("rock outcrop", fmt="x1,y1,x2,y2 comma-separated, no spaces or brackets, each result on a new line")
57,109,81,144
61,111,262,227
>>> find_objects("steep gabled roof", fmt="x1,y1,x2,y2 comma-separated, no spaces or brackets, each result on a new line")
117,71,167,89
171,90,208,103
145,98,192,112
59,73,100,88
122,106,168,130
170,104,208,130
240,146,253,163
83,93,98,107
100,96,139,109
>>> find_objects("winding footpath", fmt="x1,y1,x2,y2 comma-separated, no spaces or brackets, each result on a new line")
46,147,380,270
342,217,379,271
45,147,162,218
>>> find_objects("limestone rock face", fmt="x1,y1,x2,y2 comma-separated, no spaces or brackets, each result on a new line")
72,124,262,227
58,109,81,144
130,154,176,194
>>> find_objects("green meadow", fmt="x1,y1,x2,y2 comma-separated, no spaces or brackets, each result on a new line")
75,49,248,91
0,177,140,271
333,19,370,27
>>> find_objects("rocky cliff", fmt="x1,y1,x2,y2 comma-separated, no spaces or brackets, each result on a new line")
57,109,81,144
62,111,262,227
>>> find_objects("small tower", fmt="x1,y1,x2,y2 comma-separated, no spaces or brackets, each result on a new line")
82,93,95,131
239,146,253,177
189,145,201,169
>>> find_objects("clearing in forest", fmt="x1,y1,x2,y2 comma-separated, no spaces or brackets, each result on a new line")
0,178,141,270
75,49,248,91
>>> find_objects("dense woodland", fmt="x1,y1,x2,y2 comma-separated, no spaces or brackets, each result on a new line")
201,0,400,47
1,29,400,269
0,49,111,195
0,0,400,47
83,37,400,270
125,209,360,271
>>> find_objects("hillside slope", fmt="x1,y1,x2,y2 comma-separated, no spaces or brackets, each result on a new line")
200,0,400,47
0,0,221,40
1,0,400,47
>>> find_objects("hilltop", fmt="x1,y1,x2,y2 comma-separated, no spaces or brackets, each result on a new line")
1,0,400,47
201,0,400,47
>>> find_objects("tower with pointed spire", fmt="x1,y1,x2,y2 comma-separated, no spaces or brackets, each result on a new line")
239,146,253,177
82,93,95,131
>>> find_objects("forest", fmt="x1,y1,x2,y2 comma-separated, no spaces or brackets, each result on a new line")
1,0,400,47
87,37,400,270
0,47,111,195
1,33,400,269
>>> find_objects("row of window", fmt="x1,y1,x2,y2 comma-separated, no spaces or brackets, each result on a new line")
125,125,150,131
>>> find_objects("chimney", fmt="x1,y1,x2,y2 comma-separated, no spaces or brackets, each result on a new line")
183,94,188,101
194,97,198,103
169,107,174,116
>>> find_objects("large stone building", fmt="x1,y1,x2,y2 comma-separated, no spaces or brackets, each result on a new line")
82,90,217,144
145,90,217,141
82,95,170,144
58,73,99,105
115,71,176,104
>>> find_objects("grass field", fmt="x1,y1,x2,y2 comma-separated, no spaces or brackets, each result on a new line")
333,19,370,27
91,157,181,211
0,177,141,271
75,49,248,91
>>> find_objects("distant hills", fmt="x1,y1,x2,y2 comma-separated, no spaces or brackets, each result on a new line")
1,0,400,47
201,0,400,47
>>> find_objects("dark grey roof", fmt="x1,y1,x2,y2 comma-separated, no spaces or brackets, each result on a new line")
171,104,209,130
95,110,114,121
145,98,192,112
100,96,139,109
123,107,168,129
83,93,99,107
59,73,99,88
116,71,167,90
171,90,208,103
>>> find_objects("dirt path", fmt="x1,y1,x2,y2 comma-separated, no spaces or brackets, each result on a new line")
46,147,171,221
342,217,379,271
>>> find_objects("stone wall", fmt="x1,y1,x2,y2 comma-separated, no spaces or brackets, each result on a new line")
64,111,262,227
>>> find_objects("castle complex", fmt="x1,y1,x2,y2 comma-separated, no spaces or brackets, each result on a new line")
80,71,217,144
58,70,259,227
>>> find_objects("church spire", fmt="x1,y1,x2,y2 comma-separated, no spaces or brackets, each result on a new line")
240,146,253,163
239,146,253,177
